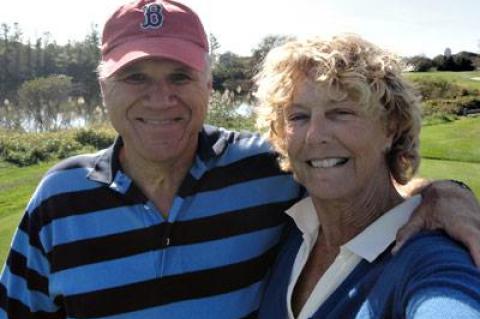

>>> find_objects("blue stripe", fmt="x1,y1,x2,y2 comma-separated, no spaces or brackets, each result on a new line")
39,205,160,252
162,225,283,276
39,166,99,195
96,281,264,319
51,251,158,295
11,230,49,277
50,225,282,295
212,135,271,167
190,156,208,180
0,308,6,318
0,268,57,312
27,167,102,213
178,175,297,221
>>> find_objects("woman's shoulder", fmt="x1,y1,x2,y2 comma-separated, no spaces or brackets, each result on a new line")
386,231,480,297
395,230,475,267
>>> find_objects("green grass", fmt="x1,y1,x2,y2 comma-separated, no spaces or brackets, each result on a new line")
418,159,480,198
405,71,480,91
419,116,480,163
0,161,53,265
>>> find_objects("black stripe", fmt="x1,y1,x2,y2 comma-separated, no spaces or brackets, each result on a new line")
0,285,65,319
63,244,279,318
6,250,50,295
171,201,291,245
49,200,294,272
240,310,258,319
179,153,285,197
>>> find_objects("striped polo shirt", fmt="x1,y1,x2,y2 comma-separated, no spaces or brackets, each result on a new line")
0,125,302,319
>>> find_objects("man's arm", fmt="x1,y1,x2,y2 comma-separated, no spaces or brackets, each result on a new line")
393,179,480,266
0,212,62,318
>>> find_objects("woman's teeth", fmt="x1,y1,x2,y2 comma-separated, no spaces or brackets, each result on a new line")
308,157,348,168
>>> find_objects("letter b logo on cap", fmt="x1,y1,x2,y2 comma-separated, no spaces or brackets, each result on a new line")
141,3,164,29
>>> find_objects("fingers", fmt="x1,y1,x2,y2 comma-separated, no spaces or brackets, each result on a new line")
392,213,426,255
451,226,480,268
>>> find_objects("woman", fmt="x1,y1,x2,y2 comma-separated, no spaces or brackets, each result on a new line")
255,35,480,318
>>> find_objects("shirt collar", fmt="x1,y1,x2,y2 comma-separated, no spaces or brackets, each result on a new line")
86,125,230,185
344,195,422,262
286,195,422,262
286,197,320,240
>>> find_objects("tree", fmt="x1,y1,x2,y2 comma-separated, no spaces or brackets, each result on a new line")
18,75,73,131
453,53,475,71
250,35,295,73
208,33,221,64
405,55,433,72
212,52,253,95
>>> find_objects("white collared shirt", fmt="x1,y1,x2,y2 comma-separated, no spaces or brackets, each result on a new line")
285,195,422,319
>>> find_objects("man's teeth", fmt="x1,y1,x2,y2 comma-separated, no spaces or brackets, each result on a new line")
309,158,348,168
139,118,182,124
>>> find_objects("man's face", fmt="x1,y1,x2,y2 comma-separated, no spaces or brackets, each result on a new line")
100,58,211,165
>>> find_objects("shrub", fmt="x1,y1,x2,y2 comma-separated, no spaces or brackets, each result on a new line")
0,130,82,166
411,78,464,100
421,96,480,117
75,125,116,149
422,113,458,126
0,125,116,166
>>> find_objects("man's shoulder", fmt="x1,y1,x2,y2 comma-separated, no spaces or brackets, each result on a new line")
44,149,105,179
30,150,107,202
200,125,277,165
202,125,272,150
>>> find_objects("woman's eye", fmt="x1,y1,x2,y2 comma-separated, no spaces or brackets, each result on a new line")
287,113,309,122
333,109,356,117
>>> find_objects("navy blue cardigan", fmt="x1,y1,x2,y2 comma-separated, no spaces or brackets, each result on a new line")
259,228,480,318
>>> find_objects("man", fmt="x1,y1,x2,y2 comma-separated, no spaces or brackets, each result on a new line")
1,1,479,318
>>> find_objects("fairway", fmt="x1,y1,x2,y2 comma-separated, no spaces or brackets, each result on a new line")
420,116,480,163
418,159,480,198
405,71,480,91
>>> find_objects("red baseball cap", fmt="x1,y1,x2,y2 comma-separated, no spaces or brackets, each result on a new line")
101,0,209,77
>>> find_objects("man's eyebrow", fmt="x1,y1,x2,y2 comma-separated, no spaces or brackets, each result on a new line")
111,65,142,79
172,66,195,73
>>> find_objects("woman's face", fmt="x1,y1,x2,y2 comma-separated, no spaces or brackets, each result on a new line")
284,79,393,201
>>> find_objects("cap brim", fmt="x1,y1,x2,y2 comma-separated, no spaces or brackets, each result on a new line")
101,37,207,77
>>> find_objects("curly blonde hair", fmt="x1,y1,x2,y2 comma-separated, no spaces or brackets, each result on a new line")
255,34,421,185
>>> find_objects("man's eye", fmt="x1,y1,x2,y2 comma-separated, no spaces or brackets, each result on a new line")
122,73,148,84
170,73,192,84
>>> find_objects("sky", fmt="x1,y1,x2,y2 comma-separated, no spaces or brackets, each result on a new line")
1,0,479,58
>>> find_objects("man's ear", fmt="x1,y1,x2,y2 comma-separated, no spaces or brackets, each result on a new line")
207,75,213,91
98,79,106,97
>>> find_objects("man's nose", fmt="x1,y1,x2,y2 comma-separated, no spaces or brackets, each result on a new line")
144,81,178,107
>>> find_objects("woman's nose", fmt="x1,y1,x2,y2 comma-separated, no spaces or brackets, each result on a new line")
305,115,331,145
